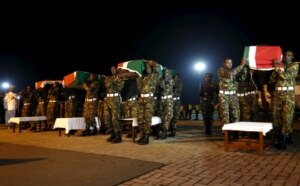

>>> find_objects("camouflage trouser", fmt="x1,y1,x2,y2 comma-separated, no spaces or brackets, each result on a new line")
103,97,121,133
238,95,250,121
21,104,34,117
123,100,138,118
201,100,215,129
272,91,295,136
160,98,174,131
65,101,78,117
83,100,98,129
218,93,240,125
47,102,60,125
248,93,259,121
137,97,154,134
170,99,181,130
36,104,46,116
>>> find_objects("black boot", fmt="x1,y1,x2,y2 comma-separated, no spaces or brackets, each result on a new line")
276,134,287,150
159,128,167,140
80,128,91,136
137,132,145,143
286,133,293,145
106,131,115,142
111,131,122,143
139,134,149,145
168,128,176,137
90,127,98,135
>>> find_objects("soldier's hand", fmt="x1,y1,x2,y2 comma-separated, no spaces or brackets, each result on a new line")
273,59,280,68
240,58,246,66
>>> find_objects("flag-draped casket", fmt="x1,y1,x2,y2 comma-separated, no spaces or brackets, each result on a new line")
243,46,282,70
35,80,63,89
117,59,163,78
63,71,103,89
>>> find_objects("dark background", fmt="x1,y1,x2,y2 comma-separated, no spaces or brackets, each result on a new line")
0,1,299,104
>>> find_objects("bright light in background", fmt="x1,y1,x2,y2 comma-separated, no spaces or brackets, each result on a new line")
194,62,206,72
2,82,10,89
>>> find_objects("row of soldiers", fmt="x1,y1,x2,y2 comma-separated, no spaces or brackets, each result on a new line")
12,63,183,146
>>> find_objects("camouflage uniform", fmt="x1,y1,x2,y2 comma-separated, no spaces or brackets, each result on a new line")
200,73,218,135
136,65,160,144
218,61,244,125
236,66,259,122
46,83,61,130
159,68,175,139
104,67,124,143
82,74,100,136
65,92,80,118
21,86,36,129
169,74,183,137
269,51,299,149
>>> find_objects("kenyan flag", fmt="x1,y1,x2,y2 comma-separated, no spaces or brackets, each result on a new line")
118,59,163,77
243,46,282,70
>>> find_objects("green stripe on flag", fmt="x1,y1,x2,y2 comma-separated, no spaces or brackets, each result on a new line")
243,46,250,65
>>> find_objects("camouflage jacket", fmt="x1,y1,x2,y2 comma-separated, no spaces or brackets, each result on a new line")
200,82,218,104
104,75,124,94
84,80,100,99
218,64,244,91
269,62,299,88
236,65,257,93
160,76,175,96
173,80,183,97
137,73,159,94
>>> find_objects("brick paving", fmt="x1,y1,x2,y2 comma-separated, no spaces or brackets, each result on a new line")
0,119,300,185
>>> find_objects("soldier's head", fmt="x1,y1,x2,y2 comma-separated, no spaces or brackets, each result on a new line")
283,50,294,64
146,64,153,74
89,73,97,81
223,58,233,69
9,85,15,92
204,73,213,82
173,74,180,82
163,68,170,78
111,66,117,75
26,86,32,92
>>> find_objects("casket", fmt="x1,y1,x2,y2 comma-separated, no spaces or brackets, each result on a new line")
63,71,103,89
35,80,63,89
243,46,282,70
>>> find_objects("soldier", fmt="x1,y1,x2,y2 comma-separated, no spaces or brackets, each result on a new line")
136,63,160,145
200,73,218,135
159,68,174,139
81,73,100,136
169,74,183,137
179,104,185,120
46,82,62,130
269,50,299,150
104,66,125,143
21,86,36,130
4,86,18,126
194,104,200,120
218,58,246,138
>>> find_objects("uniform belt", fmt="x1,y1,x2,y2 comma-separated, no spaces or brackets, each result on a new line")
39,102,44,104
219,90,236,95
154,97,157,100
277,86,294,91
141,93,153,97
24,103,31,105
173,97,180,100
249,90,258,94
128,97,136,101
49,100,57,103
237,93,248,97
161,95,173,99
107,93,119,97
69,96,75,99
86,98,97,101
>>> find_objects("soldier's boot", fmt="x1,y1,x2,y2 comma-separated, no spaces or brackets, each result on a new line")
111,131,122,143
90,127,98,135
277,134,287,150
160,128,167,140
137,132,145,144
169,128,176,137
139,133,149,145
80,128,91,136
106,131,115,142
29,124,37,131
47,124,53,131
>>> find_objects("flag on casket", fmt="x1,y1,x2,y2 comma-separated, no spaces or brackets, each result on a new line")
243,46,282,70
117,59,163,78
63,71,104,89
35,80,63,89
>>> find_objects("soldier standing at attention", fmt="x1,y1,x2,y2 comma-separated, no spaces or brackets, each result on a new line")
46,82,62,130
169,74,183,137
218,58,246,138
104,66,125,143
159,68,175,139
81,73,100,136
136,62,160,145
269,50,299,150
200,73,218,135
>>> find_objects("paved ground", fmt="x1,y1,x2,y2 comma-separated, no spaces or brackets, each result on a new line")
0,118,300,185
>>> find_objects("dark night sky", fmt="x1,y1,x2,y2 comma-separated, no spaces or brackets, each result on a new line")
0,1,299,104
